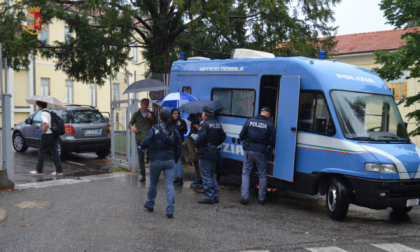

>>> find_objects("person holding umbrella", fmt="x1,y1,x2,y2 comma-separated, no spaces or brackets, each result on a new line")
128,98,158,182
29,100,63,175
171,108,187,186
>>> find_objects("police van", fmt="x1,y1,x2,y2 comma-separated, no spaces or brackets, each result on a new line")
168,49,420,220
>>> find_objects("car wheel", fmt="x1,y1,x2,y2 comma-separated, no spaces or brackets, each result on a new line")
392,206,413,214
13,133,28,152
326,177,350,220
96,148,110,158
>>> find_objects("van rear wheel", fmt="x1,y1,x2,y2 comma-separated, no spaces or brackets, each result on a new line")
326,177,350,220
392,206,412,214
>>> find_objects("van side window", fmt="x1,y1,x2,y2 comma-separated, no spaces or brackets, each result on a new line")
212,88,255,118
298,91,333,135
182,86,191,94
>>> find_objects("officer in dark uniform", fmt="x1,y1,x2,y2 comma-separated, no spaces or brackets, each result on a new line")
239,107,276,205
195,106,226,204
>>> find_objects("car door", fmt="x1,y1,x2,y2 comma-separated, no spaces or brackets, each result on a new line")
273,76,301,182
31,110,44,147
22,111,40,146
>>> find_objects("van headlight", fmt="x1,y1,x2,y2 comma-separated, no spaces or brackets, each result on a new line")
365,163,397,173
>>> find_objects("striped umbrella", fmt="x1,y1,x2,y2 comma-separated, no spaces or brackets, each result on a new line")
155,92,197,108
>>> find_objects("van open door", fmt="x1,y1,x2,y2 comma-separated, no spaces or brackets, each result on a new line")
273,76,301,182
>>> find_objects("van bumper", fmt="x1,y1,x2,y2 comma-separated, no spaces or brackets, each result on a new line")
346,176,420,210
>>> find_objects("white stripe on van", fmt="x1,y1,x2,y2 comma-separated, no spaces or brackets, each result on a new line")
221,123,243,134
298,133,366,152
415,147,420,179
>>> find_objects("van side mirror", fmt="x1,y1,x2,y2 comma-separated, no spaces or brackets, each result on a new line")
25,118,32,124
327,122,336,136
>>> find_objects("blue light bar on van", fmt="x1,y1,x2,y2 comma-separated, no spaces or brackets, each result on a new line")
180,52,185,60
319,51,326,59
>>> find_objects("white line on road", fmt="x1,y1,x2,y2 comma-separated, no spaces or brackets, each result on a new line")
306,247,347,252
372,243,420,252
15,173,127,190
65,161,86,166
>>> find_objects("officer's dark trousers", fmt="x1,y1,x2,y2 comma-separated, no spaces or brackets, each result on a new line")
242,151,267,201
199,158,219,202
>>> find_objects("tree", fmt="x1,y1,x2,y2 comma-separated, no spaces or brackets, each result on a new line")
0,0,341,86
373,0,420,136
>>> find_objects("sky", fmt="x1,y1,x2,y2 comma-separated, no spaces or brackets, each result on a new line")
330,0,395,36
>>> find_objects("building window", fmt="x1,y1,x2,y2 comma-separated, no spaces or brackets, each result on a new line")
65,80,73,104
41,78,50,96
182,86,191,94
113,83,120,101
298,91,333,135
39,24,49,44
65,27,73,42
386,82,408,100
131,41,137,62
90,83,96,107
211,88,255,118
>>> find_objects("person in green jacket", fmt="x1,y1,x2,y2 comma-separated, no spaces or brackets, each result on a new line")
128,98,158,182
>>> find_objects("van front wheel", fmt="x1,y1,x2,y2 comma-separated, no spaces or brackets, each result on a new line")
326,178,350,220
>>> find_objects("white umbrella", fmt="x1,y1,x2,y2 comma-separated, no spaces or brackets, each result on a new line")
26,95,68,110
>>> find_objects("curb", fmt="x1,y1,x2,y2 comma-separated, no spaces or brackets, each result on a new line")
0,208,7,223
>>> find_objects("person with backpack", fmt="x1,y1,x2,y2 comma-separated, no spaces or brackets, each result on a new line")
139,110,182,218
30,101,63,175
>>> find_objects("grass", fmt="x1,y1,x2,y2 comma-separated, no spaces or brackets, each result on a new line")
111,166,129,171
114,134,132,153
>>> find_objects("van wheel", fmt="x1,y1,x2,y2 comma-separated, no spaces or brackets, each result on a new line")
392,206,412,214
13,133,28,152
326,178,350,220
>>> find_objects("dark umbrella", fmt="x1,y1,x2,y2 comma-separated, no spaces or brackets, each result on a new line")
123,79,170,94
178,100,222,114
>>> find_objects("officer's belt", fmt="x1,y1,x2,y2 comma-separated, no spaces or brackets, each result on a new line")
248,142,268,148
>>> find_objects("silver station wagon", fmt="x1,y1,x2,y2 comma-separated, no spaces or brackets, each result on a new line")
12,104,111,159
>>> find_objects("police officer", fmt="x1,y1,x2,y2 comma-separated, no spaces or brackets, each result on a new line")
239,107,276,205
139,110,182,218
195,106,226,204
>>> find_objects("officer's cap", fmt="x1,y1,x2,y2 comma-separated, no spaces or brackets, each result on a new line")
203,106,214,114
159,110,170,121
261,107,272,114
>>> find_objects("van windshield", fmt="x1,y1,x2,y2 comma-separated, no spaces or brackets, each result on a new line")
331,91,409,141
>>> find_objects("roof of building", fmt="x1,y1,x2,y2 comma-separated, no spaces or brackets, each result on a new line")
334,28,419,55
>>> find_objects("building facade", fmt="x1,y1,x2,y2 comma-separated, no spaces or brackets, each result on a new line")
1,18,150,127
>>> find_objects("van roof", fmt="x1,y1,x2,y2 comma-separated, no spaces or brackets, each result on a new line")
171,57,391,96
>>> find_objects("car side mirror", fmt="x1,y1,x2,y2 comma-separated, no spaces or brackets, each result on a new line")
25,118,32,124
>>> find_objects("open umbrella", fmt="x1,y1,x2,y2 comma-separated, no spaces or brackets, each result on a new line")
26,95,67,110
123,79,170,94
178,100,222,114
155,92,197,108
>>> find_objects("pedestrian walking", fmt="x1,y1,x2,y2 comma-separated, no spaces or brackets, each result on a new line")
239,107,276,205
128,98,158,182
140,110,182,218
171,108,188,186
186,113,203,187
30,101,63,175
195,106,226,204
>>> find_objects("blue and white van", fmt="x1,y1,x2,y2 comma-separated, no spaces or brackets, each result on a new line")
168,49,420,220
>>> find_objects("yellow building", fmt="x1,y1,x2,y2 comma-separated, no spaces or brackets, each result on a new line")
332,28,420,145
1,18,152,127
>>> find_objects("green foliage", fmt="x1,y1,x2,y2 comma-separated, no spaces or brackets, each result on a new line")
0,0,341,85
373,0,420,136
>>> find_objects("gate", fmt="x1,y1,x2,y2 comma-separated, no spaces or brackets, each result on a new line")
110,99,140,172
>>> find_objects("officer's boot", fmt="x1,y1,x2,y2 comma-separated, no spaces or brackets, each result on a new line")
178,178,184,186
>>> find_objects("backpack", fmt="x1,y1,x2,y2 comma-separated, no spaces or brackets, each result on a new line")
46,111,65,136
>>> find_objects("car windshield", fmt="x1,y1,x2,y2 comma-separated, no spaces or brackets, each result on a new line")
331,91,409,141
71,110,105,124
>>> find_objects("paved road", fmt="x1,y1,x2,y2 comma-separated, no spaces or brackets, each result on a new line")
1,172,420,252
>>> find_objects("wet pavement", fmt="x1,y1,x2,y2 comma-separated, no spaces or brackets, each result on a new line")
1,171,420,251
10,147,113,184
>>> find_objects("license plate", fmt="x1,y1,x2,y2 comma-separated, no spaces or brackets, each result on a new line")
84,129,100,135
406,198,419,207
